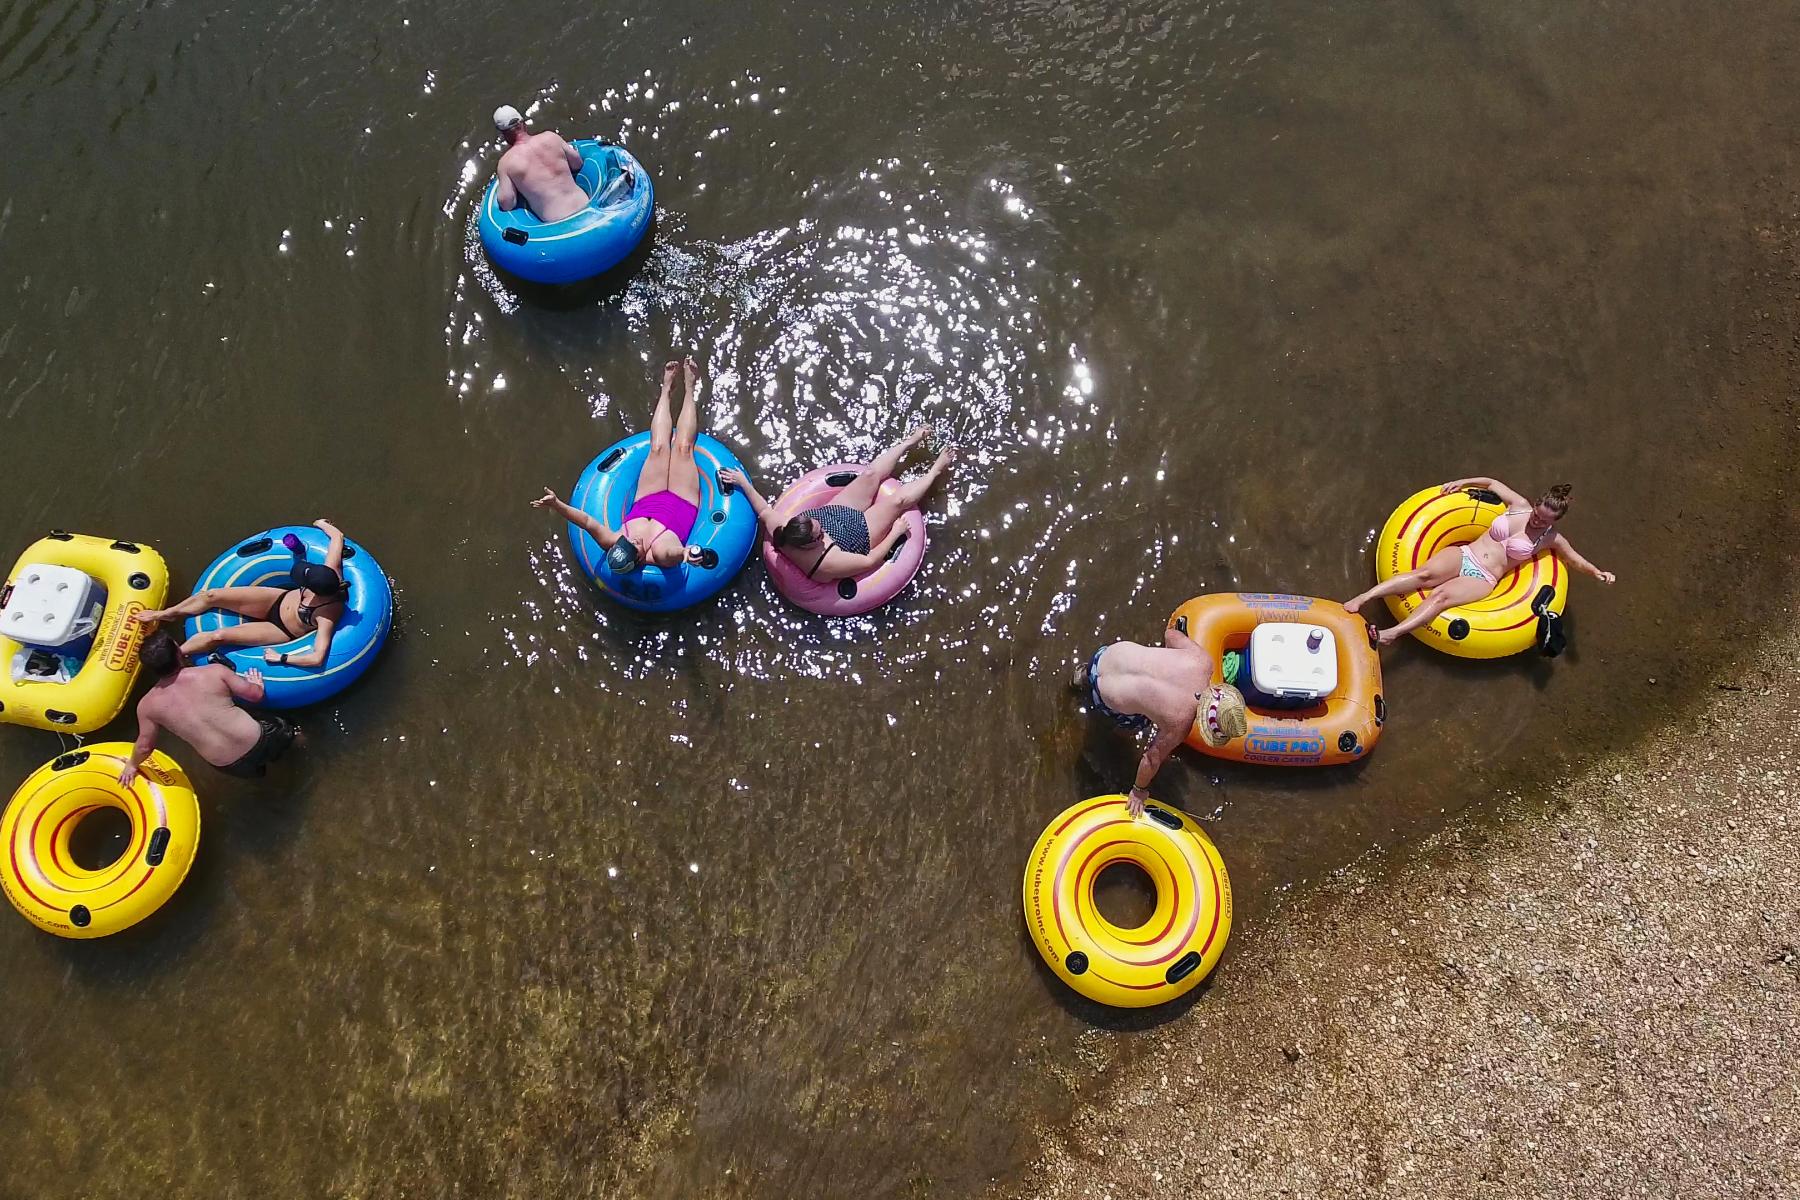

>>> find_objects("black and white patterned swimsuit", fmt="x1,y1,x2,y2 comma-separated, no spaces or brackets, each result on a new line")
800,504,871,577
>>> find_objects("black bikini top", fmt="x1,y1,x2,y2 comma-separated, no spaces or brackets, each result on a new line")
297,588,345,629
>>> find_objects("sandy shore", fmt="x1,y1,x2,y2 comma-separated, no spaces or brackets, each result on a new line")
1004,611,1800,1200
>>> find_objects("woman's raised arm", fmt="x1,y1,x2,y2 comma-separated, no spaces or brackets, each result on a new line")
1441,476,1530,508
315,519,346,571
532,487,616,547
718,468,782,538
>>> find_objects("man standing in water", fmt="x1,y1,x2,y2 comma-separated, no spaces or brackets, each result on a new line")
491,104,591,222
119,631,300,783
1072,623,1248,816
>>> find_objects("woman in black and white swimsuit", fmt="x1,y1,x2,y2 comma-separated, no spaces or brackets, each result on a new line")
721,427,956,583
136,519,349,668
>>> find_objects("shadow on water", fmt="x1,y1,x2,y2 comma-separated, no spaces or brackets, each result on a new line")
1020,925,1219,1033
52,740,331,993
50,814,229,987
52,893,218,987
1071,703,1387,822
205,747,325,863
493,214,661,312
1383,633,1568,697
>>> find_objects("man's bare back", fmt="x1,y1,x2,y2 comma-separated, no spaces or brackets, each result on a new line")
1074,624,1246,815
497,130,589,222
138,666,265,767
1092,637,1214,733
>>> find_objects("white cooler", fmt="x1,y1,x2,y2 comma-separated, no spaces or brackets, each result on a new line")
1,564,105,648
1246,622,1338,705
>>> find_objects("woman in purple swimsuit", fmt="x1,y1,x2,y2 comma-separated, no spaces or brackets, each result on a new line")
533,358,710,572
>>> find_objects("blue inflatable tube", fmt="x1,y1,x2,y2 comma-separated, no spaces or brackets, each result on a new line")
186,526,394,709
478,140,654,285
568,432,757,613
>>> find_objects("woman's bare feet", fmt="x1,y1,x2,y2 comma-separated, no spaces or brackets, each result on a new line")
891,443,958,509
1343,591,1372,615
902,425,932,451
1375,626,1403,646
683,356,700,390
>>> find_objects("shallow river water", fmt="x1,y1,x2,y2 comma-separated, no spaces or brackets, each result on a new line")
2,0,1797,1195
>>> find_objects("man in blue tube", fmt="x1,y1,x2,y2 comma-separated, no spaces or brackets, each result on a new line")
492,104,591,222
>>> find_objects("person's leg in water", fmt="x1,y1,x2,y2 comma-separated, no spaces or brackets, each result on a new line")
666,356,704,506
834,426,931,512
863,445,956,543
636,360,682,502
1376,573,1492,645
1344,544,1465,614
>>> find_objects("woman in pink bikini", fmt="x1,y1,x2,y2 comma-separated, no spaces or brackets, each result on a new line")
533,358,709,572
1346,477,1616,646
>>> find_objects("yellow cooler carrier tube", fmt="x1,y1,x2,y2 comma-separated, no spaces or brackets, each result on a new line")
1375,486,1568,659
1170,592,1384,767
1024,795,1232,1008
0,532,170,733
0,743,200,938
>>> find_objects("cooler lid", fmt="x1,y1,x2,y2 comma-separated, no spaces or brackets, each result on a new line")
1249,622,1338,698
1,564,99,646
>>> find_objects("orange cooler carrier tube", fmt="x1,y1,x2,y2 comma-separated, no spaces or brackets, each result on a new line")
1169,592,1384,767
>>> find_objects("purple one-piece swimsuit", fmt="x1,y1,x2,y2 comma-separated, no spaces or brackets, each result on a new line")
623,490,700,543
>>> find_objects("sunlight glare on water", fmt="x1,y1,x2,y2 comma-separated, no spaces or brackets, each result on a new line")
0,0,1796,1194
444,83,1104,691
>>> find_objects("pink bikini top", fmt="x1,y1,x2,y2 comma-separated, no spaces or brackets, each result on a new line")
1488,508,1554,563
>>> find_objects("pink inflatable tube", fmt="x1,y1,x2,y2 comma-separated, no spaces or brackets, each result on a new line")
760,464,929,616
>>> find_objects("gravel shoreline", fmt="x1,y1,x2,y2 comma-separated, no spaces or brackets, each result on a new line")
1004,611,1800,1200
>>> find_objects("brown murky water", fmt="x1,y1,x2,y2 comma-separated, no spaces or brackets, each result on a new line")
2,0,1796,1195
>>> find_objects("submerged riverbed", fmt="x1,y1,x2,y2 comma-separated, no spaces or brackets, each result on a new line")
2,0,1797,1194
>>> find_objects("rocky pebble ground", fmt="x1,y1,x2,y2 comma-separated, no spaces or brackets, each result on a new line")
1005,614,1800,1200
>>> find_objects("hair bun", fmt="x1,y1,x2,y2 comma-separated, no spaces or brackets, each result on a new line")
1540,482,1574,514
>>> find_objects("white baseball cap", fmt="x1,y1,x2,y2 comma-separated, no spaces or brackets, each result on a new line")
493,105,524,132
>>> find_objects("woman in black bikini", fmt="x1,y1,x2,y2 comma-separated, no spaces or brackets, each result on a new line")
136,519,349,668
720,426,956,583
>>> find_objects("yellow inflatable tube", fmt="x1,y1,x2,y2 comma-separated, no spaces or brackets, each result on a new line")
1024,795,1232,1008
1375,486,1568,659
1,743,200,938
0,532,170,733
